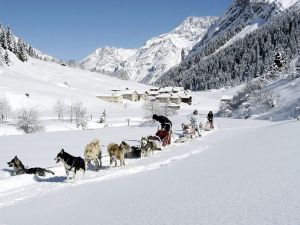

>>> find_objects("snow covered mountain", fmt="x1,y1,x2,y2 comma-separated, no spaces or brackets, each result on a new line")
190,0,284,57
80,16,218,84
120,16,217,84
79,47,137,76
157,0,300,90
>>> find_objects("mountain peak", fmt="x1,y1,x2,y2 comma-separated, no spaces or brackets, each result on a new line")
173,16,218,35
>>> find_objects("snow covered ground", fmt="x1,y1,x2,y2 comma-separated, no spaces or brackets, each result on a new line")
0,116,299,225
0,82,299,225
1,53,299,225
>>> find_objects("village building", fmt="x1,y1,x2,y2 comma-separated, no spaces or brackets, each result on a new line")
172,87,184,93
97,94,123,103
148,90,159,97
120,90,139,101
149,87,160,92
137,91,149,100
159,87,173,94
155,93,171,104
170,93,181,104
179,92,192,105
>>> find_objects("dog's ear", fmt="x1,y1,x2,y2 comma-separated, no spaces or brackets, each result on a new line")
61,149,64,153
14,155,18,159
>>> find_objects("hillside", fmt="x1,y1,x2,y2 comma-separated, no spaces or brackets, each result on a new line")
157,0,300,90
0,52,150,133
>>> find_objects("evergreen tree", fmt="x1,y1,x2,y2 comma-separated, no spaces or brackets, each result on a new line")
274,49,286,69
4,51,10,66
0,29,7,50
17,39,28,62
5,26,13,52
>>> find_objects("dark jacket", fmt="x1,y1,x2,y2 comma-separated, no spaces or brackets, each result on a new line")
207,111,213,122
152,114,172,132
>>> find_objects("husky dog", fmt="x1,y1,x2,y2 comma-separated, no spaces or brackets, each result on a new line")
125,146,142,158
7,156,55,176
140,137,160,157
121,141,142,158
107,142,126,167
120,141,130,155
55,149,85,182
84,138,102,170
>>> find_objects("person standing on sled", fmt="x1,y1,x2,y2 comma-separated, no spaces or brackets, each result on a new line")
207,111,214,129
152,114,172,145
187,109,201,137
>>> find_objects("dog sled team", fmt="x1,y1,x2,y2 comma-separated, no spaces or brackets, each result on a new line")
6,110,214,182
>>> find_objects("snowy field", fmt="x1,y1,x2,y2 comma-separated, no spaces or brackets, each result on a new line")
1,55,300,225
0,84,299,225
0,116,299,225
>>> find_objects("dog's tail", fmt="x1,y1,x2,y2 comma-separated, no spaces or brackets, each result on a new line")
45,169,55,175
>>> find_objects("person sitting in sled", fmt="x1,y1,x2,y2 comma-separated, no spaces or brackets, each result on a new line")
186,109,201,137
152,114,172,145
207,111,214,129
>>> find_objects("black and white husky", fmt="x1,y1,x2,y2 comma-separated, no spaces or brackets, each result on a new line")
7,156,55,176
55,149,85,182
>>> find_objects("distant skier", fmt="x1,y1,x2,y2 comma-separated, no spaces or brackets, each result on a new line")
207,111,214,129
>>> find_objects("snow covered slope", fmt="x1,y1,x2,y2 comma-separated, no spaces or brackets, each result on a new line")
190,0,284,56
0,52,149,118
79,47,137,76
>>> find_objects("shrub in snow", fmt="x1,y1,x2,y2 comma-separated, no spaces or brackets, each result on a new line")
16,107,44,133
0,95,11,123
69,101,87,129
218,78,278,119
54,99,66,121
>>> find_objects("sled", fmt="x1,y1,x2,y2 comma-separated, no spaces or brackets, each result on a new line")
148,129,172,147
181,123,200,139
204,121,214,131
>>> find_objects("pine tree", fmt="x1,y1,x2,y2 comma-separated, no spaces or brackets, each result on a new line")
0,29,7,50
99,110,106,123
17,39,28,62
5,26,13,52
4,51,10,66
274,49,286,69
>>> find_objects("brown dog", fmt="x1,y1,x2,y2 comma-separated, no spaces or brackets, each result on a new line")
84,138,102,170
107,142,126,167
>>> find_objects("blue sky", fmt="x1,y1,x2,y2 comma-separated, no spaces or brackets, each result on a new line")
0,0,232,60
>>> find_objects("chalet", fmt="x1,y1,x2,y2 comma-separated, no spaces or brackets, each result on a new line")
155,93,171,104
97,95,123,103
179,92,192,105
120,90,139,101
149,87,160,92
172,87,184,93
148,90,159,97
170,93,181,104
137,91,149,100
159,87,173,94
